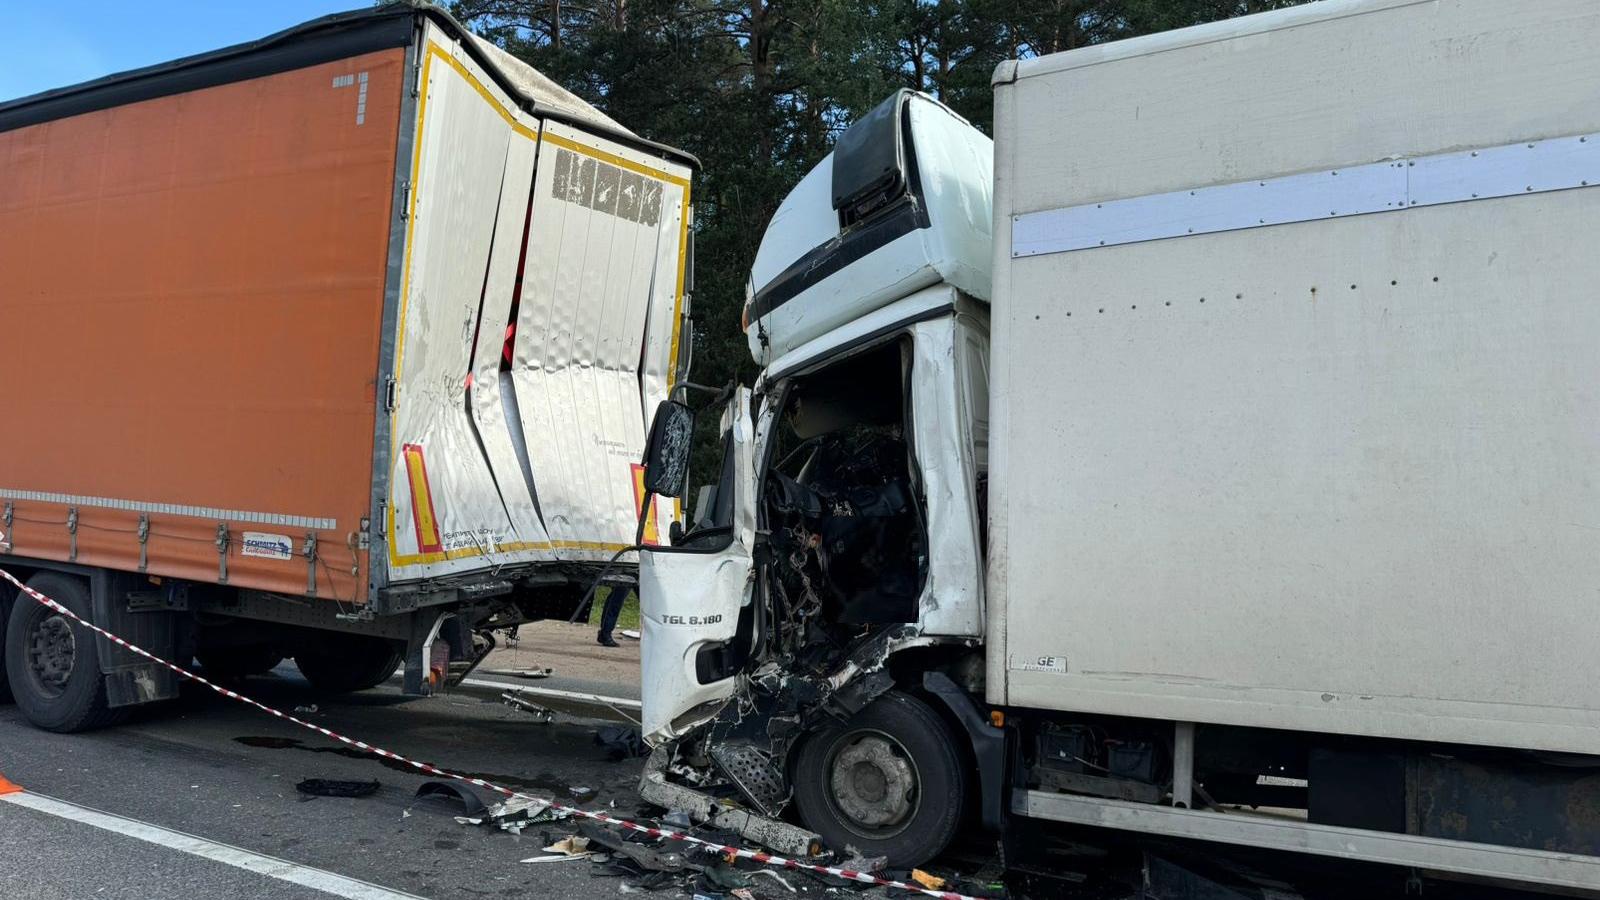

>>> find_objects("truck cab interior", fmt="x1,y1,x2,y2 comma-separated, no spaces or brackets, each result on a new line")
763,339,927,632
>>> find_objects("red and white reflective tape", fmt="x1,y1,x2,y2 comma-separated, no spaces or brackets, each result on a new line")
0,568,989,900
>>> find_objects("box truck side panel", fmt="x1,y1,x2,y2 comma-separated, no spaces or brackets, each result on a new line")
991,0,1600,753
384,32,536,580
511,120,691,560
0,46,406,602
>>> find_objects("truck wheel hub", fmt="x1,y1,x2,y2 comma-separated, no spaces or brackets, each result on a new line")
829,732,916,830
27,615,77,694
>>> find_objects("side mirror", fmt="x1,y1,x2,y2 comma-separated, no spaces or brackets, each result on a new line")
643,400,694,499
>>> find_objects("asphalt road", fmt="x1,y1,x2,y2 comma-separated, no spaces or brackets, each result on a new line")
0,665,660,900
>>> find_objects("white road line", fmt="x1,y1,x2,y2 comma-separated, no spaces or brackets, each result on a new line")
1,792,428,900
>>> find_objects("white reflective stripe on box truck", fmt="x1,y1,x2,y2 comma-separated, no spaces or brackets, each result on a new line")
1012,132,1600,257
511,120,691,560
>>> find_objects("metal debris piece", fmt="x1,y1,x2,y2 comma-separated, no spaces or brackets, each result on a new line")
501,690,555,722
483,667,553,679
639,749,823,858
293,704,319,714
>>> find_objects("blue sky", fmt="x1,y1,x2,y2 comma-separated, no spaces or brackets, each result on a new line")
2,1,365,103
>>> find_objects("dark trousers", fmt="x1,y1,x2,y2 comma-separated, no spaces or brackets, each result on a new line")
597,588,626,641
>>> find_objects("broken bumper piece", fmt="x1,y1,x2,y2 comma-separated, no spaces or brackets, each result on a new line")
638,747,823,858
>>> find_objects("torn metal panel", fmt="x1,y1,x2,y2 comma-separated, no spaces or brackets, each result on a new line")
638,749,823,858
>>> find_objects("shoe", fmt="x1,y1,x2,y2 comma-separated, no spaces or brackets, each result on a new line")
597,635,620,648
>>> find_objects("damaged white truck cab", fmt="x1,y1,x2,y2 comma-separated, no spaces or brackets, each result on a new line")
639,0,1600,890
640,89,995,864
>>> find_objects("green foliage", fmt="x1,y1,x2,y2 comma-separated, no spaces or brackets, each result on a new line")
450,0,1307,414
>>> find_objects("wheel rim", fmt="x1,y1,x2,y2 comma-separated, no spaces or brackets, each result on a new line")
824,728,921,838
26,614,77,698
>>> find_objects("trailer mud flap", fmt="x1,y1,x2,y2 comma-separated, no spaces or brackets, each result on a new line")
92,570,179,707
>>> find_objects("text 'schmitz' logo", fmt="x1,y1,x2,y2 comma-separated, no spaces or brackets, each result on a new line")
240,531,295,561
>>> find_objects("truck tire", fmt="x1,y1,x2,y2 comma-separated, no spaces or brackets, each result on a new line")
196,646,283,680
4,573,126,732
791,690,967,867
0,584,14,704
294,637,403,694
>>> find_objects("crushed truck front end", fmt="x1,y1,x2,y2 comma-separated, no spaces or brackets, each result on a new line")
635,90,997,866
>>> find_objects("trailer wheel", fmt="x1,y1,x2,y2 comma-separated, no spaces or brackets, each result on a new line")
294,637,403,694
791,690,967,868
0,583,14,704
4,573,125,732
196,646,284,680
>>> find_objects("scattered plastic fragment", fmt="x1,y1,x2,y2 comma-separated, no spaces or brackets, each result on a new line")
911,869,947,890
569,785,595,799
522,835,594,862
415,780,488,816
732,890,756,900
620,629,640,640
293,704,319,714
295,778,378,798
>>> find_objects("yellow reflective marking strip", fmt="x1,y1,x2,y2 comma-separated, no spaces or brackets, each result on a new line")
538,132,688,187
401,445,443,553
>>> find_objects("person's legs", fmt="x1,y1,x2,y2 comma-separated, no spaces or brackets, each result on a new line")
596,587,625,647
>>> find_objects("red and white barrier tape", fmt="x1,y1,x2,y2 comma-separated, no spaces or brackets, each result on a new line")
0,568,989,900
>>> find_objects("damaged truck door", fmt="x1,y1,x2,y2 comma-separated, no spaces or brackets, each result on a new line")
639,390,758,742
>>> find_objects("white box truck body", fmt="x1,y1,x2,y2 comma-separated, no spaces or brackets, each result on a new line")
635,0,1600,890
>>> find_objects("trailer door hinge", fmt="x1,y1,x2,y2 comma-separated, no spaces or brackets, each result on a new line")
303,532,318,598
137,514,150,572
66,507,79,561
385,376,398,412
215,523,231,584
356,517,371,551
399,183,411,219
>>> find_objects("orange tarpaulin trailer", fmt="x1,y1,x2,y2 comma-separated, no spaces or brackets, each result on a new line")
0,4,693,610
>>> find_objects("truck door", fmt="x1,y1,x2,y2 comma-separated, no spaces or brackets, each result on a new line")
638,389,757,743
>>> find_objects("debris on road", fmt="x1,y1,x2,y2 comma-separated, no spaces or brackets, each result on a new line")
295,778,379,798
594,725,646,760
521,835,595,863
480,665,546,679
501,690,556,723
911,869,947,890
456,793,574,834
414,780,488,817
293,704,319,715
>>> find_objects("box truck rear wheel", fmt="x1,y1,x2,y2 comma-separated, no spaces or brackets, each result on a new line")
294,637,402,694
4,573,126,732
791,690,967,868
